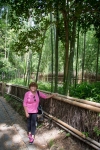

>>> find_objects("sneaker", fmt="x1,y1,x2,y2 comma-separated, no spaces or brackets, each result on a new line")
28,134,34,144
29,137,34,144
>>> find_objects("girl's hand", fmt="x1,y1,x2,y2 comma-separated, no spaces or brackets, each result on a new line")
52,93,57,97
46,93,57,99
26,112,29,118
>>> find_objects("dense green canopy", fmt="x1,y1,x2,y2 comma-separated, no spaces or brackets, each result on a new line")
0,0,100,94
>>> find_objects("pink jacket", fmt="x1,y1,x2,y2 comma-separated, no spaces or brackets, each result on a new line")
23,90,47,113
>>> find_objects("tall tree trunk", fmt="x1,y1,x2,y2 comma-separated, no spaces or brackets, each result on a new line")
61,0,69,94
62,13,69,83
5,8,8,59
54,6,59,93
82,32,86,82
36,52,42,83
35,31,46,83
50,12,54,92
24,54,29,85
96,41,99,81
27,50,32,85
69,20,76,86
75,24,80,87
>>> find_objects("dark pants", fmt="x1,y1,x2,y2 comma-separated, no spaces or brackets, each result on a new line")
27,113,37,135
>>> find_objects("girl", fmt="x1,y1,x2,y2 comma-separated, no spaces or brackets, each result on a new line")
23,82,54,144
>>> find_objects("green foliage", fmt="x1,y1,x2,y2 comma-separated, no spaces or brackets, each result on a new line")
48,139,54,148
38,82,65,94
38,81,51,92
10,27,46,55
37,124,43,129
93,126,100,136
8,78,26,86
69,82,100,103
58,85,65,95
69,82,91,99
0,0,100,97
66,133,71,137
82,132,89,137
4,94,11,102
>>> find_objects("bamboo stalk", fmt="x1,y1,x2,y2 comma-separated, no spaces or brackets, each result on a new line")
53,121,100,150
44,112,100,149
67,96,100,108
57,94,100,108
44,111,86,138
50,120,100,150
53,95,100,113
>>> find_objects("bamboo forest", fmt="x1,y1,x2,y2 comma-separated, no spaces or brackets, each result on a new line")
0,0,100,100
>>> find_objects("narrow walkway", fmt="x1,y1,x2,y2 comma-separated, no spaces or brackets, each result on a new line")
0,96,41,150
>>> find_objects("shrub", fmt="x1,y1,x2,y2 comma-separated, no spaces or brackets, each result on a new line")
69,82,100,103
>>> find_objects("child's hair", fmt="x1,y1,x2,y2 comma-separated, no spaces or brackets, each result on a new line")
29,82,38,89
